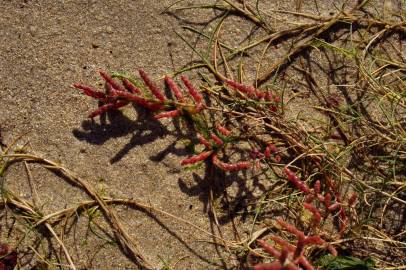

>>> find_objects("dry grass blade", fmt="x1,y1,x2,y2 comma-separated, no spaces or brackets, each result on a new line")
2,153,155,270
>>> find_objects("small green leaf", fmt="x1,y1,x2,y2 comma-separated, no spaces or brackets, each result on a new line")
318,254,375,270
111,71,145,89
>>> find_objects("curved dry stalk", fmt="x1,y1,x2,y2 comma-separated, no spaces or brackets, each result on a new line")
31,197,231,245
2,153,155,270
44,223,76,270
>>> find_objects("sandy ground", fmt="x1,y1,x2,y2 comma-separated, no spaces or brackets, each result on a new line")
0,1,226,269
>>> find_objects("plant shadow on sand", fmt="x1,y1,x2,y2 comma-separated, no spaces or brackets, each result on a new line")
72,97,276,225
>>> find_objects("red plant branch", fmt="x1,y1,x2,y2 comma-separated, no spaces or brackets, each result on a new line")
122,78,141,94
283,167,311,194
165,76,184,102
138,69,166,102
180,151,213,165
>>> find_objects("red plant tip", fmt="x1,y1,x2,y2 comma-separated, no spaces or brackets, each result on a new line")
197,133,211,149
257,240,282,259
72,84,107,101
274,155,282,163
264,146,271,158
317,194,326,202
324,193,332,209
181,75,203,104
194,102,204,113
283,167,311,194
279,246,290,264
122,78,141,94
253,262,283,270
225,79,255,96
250,148,264,159
138,69,166,102
88,101,128,118
313,180,321,195
265,144,279,158
216,125,231,136
328,245,338,256
154,109,181,119
212,155,251,171
303,235,325,246
99,71,126,92
265,91,273,102
269,235,295,252
181,151,212,165
165,76,184,102
297,257,314,270
305,194,315,203
303,203,321,226
255,89,266,99
269,105,277,112
276,218,305,238
210,133,224,146
270,144,279,153
348,193,358,206
328,203,340,212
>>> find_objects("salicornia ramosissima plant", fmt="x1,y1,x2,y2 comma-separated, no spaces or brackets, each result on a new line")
72,69,358,269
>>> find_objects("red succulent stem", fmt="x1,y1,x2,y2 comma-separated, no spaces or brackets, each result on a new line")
110,89,163,110
264,146,271,159
265,91,274,102
257,240,282,259
181,151,213,165
264,144,279,158
313,180,321,195
165,76,184,102
305,194,315,203
293,234,306,259
303,203,322,227
72,84,107,101
283,167,311,194
210,133,224,146
181,75,203,104
122,78,141,94
328,203,340,212
348,193,358,206
328,245,338,256
154,109,181,119
139,69,166,102
193,102,204,113
253,262,284,270
212,154,251,171
225,79,255,97
269,235,296,252
298,257,315,270
276,218,305,238
197,134,211,149
255,240,301,270
88,101,128,118
324,193,332,209
99,71,126,92
303,235,325,246
255,89,266,99
216,125,231,136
